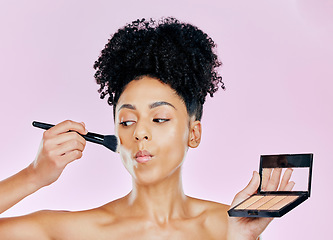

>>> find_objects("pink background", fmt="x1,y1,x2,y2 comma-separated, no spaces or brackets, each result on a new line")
0,0,332,238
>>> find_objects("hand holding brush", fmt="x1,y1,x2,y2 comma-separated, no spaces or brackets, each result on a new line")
32,121,118,152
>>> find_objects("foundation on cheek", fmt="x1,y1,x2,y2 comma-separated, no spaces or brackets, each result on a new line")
228,153,313,218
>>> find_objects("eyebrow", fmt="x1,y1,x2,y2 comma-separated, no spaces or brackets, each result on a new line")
118,104,136,112
149,101,176,110
118,101,176,112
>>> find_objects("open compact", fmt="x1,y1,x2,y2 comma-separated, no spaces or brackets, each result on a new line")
228,153,313,218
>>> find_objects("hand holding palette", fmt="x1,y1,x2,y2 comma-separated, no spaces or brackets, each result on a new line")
228,153,313,218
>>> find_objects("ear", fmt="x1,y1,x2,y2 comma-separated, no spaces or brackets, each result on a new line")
188,120,202,148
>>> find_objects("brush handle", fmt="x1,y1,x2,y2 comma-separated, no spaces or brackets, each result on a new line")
32,121,105,145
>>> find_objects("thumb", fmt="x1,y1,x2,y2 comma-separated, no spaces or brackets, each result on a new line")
231,171,260,208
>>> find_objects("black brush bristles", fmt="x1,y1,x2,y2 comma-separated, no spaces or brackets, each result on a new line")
103,135,118,152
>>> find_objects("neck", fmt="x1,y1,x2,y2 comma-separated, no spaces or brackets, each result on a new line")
127,167,188,224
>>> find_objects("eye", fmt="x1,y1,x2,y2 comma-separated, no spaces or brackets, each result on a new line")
153,118,170,123
120,121,136,127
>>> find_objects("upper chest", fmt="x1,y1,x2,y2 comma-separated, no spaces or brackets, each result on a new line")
94,218,217,240
51,204,227,240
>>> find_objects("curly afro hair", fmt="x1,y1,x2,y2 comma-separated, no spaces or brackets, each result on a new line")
94,17,224,121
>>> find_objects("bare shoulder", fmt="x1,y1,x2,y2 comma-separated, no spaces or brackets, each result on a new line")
0,204,118,240
187,196,230,239
0,210,77,240
39,197,129,238
40,203,121,237
0,210,51,239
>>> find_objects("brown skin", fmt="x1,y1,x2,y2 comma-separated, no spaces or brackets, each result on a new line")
0,76,294,239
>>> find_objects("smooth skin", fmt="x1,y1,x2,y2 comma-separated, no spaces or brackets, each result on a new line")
0,76,294,239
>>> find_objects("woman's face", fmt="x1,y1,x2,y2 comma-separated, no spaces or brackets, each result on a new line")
115,76,195,185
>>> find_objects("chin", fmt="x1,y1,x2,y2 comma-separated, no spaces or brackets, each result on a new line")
131,164,183,187
131,167,164,185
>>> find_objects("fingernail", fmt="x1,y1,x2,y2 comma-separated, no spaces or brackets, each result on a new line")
80,122,88,134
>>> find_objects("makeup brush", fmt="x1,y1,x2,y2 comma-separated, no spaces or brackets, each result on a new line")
32,121,118,152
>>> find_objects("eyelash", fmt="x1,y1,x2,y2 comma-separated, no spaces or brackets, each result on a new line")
153,118,170,123
119,119,170,126
119,121,135,127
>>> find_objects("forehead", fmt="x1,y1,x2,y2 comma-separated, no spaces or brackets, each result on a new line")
116,76,185,111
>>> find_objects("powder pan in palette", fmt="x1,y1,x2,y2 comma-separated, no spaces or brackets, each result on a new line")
228,153,313,218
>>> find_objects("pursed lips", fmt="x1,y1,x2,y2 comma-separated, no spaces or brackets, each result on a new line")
134,150,153,163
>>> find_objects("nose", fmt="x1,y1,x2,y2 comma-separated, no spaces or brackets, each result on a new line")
135,135,149,141
133,122,151,141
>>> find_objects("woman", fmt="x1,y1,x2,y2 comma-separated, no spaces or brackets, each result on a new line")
0,17,292,239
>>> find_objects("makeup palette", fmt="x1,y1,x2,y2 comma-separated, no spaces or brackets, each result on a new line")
228,153,313,218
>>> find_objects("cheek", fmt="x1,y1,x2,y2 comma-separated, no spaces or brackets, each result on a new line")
168,119,189,144
117,127,134,148
155,121,189,160
115,125,137,172
119,144,138,176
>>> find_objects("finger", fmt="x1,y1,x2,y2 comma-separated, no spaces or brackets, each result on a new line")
54,139,86,157
61,150,83,165
42,132,86,156
51,132,86,147
231,171,260,208
261,168,272,191
46,120,88,137
278,168,293,191
265,168,282,191
284,181,295,191
241,171,260,196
